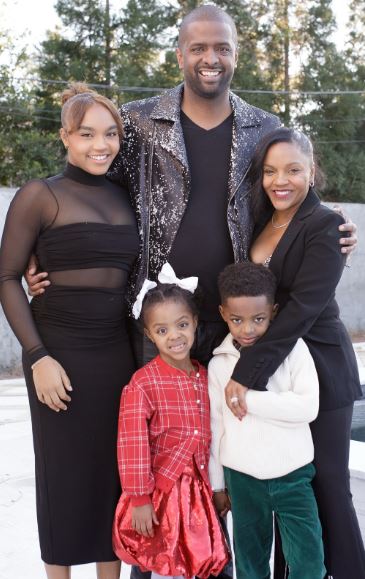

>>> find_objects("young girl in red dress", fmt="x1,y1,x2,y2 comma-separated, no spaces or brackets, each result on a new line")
113,264,230,579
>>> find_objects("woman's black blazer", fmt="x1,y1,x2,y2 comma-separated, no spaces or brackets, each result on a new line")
232,188,361,410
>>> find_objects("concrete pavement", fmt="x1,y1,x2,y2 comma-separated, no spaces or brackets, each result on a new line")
1,374,365,579
0,379,132,579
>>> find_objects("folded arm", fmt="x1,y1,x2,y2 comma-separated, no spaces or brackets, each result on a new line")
232,211,346,390
245,340,319,424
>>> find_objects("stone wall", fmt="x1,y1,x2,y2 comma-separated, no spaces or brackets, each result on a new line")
324,201,365,338
0,189,22,376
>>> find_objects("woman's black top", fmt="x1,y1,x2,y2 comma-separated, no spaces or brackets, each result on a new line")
0,163,139,364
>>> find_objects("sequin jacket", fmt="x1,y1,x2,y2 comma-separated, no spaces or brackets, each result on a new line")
109,84,280,299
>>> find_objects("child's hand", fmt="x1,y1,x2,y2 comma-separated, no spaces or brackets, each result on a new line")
213,490,231,517
132,504,159,537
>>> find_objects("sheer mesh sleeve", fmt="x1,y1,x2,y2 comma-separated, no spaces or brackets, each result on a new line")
0,180,58,364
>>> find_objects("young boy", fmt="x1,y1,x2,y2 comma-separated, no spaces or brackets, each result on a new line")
208,262,326,579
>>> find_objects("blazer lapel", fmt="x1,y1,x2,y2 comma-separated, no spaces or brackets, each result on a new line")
269,189,321,284
269,221,304,284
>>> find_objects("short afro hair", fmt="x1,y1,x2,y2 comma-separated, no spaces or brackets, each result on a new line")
218,262,277,304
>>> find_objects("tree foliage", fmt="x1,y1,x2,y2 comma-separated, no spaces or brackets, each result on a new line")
1,0,364,201
0,11,63,186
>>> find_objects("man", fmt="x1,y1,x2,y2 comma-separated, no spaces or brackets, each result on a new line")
109,6,276,367
110,4,355,368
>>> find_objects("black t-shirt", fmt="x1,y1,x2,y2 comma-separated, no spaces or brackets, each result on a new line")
169,110,234,321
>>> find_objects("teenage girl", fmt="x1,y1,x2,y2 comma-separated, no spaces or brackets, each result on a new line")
0,83,138,579
113,264,230,579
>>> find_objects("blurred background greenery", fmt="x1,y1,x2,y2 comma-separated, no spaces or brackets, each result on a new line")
0,0,364,201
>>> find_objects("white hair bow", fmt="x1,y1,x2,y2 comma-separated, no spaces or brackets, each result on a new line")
132,279,157,319
132,263,198,320
157,263,198,293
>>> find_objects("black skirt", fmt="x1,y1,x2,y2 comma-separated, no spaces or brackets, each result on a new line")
24,286,135,565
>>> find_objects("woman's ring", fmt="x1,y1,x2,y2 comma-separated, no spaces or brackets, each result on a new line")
230,396,239,404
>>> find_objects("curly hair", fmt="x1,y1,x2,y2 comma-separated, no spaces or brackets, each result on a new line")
218,262,277,304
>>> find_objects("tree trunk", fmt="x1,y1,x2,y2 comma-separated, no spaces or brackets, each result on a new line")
104,0,112,89
283,0,290,124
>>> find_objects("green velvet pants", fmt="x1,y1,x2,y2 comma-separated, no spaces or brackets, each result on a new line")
224,463,326,579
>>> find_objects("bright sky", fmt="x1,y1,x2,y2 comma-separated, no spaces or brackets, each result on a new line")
1,0,350,53
1,0,60,45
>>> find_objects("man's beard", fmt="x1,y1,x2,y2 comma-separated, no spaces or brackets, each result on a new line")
184,66,233,100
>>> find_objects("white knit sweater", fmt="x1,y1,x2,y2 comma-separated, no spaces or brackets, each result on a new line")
208,335,319,488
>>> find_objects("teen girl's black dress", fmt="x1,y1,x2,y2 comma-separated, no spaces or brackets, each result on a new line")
0,163,139,565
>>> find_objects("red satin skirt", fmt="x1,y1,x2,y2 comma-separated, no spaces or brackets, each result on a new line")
113,462,230,578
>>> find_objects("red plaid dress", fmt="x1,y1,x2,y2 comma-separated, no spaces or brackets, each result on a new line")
113,355,229,578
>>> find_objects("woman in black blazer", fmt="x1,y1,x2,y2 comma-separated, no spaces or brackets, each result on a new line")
226,127,365,578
